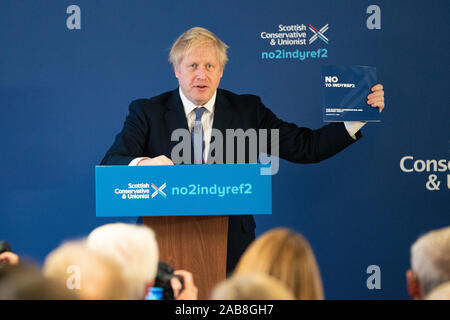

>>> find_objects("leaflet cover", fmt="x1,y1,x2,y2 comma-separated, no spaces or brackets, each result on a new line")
321,65,380,122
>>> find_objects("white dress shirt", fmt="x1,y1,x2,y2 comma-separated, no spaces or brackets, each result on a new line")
179,88,215,163
129,90,365,165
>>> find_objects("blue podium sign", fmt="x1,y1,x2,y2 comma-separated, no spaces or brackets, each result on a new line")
95,164,272,217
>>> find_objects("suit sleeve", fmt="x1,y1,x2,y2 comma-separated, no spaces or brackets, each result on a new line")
255,97,362,164
101,100,150,165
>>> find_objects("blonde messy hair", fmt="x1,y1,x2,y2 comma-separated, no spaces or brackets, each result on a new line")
411,226,450,296
211,273,295,300
234,228,324,300
87,223,159,300
169,27,229,68
43,240,128,299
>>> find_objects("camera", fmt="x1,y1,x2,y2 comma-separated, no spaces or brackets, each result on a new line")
153,262,184,300
0,241,12,265
0,241,11,255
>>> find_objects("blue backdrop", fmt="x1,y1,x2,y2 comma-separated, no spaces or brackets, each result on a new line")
1,0,448,299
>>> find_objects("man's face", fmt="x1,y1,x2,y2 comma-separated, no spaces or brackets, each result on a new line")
174,45,223,106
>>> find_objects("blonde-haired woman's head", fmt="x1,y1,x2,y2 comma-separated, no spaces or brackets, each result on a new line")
234,228,324,300
211,273,295,300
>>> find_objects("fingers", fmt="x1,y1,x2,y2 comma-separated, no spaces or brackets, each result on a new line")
0,252,19,265
170,277,182,298
371,84,383,91
152,155,174,165
174,270,198,300
138,155,174,166
371,102,385,112
367,84,385,113
174,270,193,282
367,96,384,106
159,156,174,165
368,100,384,112
367,90,384,100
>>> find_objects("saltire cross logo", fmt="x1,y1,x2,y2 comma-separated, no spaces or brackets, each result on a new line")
151,183,167,198
309,24,329,44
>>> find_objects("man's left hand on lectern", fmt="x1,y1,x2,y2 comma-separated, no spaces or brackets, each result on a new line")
137,155,174,166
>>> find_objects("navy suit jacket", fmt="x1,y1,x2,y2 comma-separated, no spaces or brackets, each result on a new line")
101,88,361,272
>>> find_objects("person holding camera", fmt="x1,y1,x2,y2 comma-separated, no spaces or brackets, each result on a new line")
87,223,198,300
0,241,19,266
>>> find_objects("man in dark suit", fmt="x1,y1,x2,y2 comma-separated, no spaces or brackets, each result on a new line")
101,27,385,272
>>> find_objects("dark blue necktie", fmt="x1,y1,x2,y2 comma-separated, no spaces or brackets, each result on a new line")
192,107,206,164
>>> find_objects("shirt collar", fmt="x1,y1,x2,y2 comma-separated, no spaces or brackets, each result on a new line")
178,87,216,116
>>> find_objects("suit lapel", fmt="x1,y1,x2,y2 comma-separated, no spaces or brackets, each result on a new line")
164,89,190,161
211,89,233,163
212,89,233,134
164,89,234,164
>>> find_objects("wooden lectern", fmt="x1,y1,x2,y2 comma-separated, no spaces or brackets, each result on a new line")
96,164,270,299
143,215,228,300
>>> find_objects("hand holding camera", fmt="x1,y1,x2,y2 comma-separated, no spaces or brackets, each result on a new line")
171,270,198,300
148,262,198,300
0,241,19,265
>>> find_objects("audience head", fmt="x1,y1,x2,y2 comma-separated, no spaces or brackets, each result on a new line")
234,228,324,300
425,281,450,300
0,262,76,300
211,273,294,300
87,223,159,299
43,239,128,299
407,226,450,299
